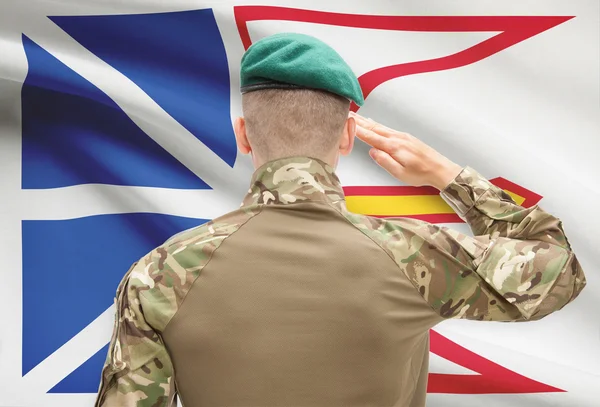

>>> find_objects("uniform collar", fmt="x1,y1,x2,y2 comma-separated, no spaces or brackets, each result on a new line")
241,156,346,207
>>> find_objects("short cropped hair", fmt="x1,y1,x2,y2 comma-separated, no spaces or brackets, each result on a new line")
242,89,350,162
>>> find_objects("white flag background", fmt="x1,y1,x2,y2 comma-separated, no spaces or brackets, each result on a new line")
0,1,598,406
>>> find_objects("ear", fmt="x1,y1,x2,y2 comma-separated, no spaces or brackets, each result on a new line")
339,115,356,156
234,117,251,155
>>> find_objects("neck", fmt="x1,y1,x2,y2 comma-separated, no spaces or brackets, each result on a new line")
252,151,338,170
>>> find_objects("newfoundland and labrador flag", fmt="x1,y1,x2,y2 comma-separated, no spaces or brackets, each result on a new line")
0,1,598,406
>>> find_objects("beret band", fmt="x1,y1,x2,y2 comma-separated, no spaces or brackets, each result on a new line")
240,81,305,94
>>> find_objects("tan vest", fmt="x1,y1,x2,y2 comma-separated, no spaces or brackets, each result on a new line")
163,198,437,406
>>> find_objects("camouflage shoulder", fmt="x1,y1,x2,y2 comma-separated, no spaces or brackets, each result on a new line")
338,211,505,318
341,211,486,266
127,205,263,331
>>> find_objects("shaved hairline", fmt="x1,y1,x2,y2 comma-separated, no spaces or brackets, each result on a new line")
242,89,350,162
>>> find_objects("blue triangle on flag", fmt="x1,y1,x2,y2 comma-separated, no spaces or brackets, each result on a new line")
48,343,109,393
22,213,207,380
21,35,209,189
50,8,237,168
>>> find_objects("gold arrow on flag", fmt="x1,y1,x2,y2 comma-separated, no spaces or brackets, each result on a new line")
343,177,542,223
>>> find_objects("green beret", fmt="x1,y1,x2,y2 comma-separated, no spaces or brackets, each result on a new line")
240,33,364,106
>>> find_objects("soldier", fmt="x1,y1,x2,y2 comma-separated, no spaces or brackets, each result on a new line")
95,33,586,407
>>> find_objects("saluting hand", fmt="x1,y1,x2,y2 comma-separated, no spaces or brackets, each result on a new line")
350,112,463,191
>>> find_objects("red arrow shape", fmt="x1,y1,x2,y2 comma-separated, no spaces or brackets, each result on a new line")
429,330,563,393
234,6,573,111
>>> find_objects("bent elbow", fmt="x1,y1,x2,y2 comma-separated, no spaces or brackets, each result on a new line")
524,253,587,321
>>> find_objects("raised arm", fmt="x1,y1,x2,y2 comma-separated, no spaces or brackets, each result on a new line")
350,112,586,321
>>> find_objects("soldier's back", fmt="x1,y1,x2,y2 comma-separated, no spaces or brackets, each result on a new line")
161,195,436,407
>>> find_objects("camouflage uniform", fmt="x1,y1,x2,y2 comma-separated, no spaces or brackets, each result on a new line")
95,156,586,407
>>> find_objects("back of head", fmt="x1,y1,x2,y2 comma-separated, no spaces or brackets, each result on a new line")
238,32,364,165
242,88,350,162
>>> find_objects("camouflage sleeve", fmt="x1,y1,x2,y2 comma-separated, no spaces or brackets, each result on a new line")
95,260,177,407
417,166,587,321
441,166,574,247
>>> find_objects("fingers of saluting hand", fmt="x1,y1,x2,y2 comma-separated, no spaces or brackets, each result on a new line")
349,112,412,152
354,124,397,152
350,112,390,136
350,116,396,151
350,111,409,138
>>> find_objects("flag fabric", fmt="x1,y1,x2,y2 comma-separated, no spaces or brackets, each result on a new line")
0,1,598,406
